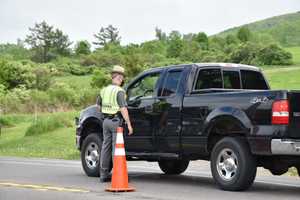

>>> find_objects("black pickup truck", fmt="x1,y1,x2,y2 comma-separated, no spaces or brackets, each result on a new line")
75,63,300,191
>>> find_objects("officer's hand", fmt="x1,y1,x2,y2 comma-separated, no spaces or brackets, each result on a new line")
128,124,133,135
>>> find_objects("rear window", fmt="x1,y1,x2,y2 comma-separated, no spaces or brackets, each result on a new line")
161,70,182,96
241,70,268,90
195,69,222,90
223,70,241,89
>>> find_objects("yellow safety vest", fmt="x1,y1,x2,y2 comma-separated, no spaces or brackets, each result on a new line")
100,84,125,114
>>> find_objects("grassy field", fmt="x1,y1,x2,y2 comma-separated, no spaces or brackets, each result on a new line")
263,65,300,90
285,46,300,64
0,111,80,160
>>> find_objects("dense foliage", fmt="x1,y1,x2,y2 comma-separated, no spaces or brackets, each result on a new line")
0,20,295,114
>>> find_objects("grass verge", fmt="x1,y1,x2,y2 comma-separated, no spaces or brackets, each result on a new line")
0,111,80,160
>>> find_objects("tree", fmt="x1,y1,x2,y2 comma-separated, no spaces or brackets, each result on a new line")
141,40,166,55
180,40,202,62
230,42,261,65
155,27,167,41
25,21,54,62
52,29,72,56
74,40,91,55
93,25,121,47
237,26,252,43
166,31,183,58
193,32,208,50
209,36,226,51
225,34,239,45
25,21,72,62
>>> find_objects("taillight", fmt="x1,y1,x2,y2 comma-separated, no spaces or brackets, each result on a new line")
272,100,289,125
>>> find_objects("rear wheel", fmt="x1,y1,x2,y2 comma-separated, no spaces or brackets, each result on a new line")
210,137,257,191
158,159,189,175
81,134,102,177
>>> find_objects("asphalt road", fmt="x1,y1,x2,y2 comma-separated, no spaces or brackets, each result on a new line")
0,157,300,200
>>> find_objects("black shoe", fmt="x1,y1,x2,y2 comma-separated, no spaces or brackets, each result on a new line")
100,177,111,183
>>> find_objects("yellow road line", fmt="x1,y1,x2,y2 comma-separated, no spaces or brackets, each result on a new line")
0,182,90,193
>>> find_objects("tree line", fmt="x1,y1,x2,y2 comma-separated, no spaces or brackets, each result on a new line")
0,21,292,66
0,21,294,113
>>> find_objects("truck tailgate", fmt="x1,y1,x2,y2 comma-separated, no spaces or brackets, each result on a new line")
289,91,300,138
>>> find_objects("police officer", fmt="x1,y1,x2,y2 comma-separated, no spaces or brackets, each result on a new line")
98,65,133,183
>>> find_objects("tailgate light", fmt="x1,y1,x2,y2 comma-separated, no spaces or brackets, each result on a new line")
272,100,289,125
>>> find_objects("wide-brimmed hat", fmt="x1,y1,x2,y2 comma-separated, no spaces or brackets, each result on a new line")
111,65,125,75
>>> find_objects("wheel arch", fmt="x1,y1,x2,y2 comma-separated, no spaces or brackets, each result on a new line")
80,117,103,150
203,107,253,153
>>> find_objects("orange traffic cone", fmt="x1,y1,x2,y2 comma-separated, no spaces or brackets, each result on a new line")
106,127,135,192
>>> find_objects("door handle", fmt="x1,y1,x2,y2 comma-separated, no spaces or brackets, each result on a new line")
145,105,153,113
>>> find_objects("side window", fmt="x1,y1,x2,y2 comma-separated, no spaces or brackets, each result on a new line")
127,72,160,101
223,70,241,89
161,70,182,97
194,68,222,90
241,70,268,90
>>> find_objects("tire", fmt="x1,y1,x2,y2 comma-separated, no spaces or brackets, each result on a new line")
81,133,102,177
210,137,257,191
158,159,190,175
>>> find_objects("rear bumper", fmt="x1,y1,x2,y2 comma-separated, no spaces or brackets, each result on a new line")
271,139,300,155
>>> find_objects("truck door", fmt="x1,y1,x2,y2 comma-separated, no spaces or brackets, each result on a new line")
125,70,162,153
182,67,223,154
154,67,187,154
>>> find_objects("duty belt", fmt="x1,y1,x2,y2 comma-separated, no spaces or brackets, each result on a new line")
103,113,119,119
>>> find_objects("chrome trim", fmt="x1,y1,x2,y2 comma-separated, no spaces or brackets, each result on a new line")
271,139,300,155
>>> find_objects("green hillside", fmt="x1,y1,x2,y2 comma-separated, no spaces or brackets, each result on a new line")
217,11,300,47
284,47,300,64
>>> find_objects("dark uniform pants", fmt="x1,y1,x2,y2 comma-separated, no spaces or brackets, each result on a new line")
100,117,120,179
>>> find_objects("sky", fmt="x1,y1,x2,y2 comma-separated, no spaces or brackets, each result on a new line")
1,0,300,47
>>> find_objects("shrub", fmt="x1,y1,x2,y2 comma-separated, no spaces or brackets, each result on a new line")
28,90,52,112
82,50,124,68
199,50,229,62
25,115,72,136
0,114,31,127
48,82,79,107
0,84,6,97
229,42,261,65
0,60,34,89
257,44,293,65
90,68,111,88
55,62,91,76
77,88,99,108
0,85,31,113
68,64,92,75
0,116,14,127
0,43,31,61
32,66,53,90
